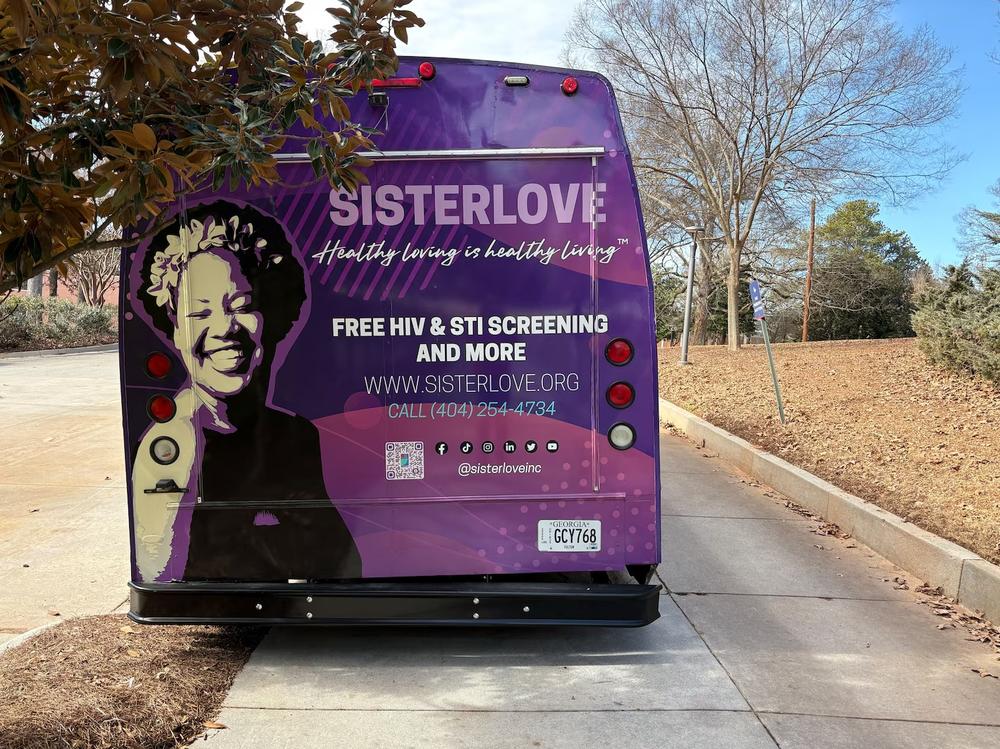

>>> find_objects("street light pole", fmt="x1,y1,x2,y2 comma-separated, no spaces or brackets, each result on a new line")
679,226,704,365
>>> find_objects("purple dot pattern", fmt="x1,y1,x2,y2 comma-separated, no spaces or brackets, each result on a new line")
307,409,658,577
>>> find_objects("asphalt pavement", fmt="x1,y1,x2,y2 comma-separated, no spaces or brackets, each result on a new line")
1,350,999,747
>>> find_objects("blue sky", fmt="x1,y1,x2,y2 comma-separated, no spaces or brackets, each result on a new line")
300,1,998,268
881,1,1000,268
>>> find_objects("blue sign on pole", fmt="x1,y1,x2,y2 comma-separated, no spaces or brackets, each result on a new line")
749,279,766,320
747,277,786,424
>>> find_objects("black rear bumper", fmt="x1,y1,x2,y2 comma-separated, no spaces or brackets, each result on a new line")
129,580,661,627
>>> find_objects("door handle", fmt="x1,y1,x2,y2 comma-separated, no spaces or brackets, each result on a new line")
144,478,188,494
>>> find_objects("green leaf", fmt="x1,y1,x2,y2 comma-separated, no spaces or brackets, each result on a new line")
3,237,24,264
26,234,42,262
107,38,130,58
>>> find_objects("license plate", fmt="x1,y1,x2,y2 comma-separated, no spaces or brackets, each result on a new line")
537,520,601,552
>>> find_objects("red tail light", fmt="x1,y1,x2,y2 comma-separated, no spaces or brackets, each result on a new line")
561,76,579,95
605,338,633,365
607,382,635,408
371,77,423,88
418,61,436,80
145,352,172,379
148,395,176,423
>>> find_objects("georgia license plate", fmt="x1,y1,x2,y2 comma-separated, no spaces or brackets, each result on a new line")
537,519,602,552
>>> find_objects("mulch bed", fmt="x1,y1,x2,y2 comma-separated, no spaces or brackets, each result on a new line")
0,333,117,355
0,615,263,749
660,338,1000,566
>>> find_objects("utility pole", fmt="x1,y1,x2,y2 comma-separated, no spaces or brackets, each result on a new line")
801,198,816,342
679,226,704,365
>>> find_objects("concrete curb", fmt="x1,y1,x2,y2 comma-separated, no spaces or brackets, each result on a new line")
0,621,60,656
0,342,118,360
659,397,1000,623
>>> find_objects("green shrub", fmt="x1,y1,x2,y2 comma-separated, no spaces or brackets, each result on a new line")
0,296,118,352
912,265,1000,383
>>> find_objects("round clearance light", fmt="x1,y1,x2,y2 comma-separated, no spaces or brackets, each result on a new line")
150,436,180,465
605,338,634,366
608,423,636,451
418,61,436,80
145,352,172,379
607,382,635,409
561,76,579,96
147,394,176,423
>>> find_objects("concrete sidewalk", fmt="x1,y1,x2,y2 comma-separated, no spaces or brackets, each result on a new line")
0,351,130,644
204,433,1000,749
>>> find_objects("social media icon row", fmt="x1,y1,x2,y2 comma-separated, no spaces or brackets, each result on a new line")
435,440,559,456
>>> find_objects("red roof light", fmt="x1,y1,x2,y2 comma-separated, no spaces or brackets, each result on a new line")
561,76,579,96
371,77,423,88
418,61,436,80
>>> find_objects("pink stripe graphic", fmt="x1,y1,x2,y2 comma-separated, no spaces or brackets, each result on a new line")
321,110,428,291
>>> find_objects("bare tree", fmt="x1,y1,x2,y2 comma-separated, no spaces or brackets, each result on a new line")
65,248,121,307
567,0,961,349
957,180,1000,267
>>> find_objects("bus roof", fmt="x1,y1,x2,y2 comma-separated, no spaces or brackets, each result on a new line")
282,56,630,159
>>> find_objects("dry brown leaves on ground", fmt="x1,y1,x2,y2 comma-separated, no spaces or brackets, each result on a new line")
0,614,262,749
915,583,1000,671
661,339,1000,564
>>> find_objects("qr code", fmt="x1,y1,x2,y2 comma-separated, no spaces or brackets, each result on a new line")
385,441,424,480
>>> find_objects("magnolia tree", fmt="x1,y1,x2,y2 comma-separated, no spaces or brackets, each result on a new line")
0,0,423,293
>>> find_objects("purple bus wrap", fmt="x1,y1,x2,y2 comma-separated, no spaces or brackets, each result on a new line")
122,58,661,626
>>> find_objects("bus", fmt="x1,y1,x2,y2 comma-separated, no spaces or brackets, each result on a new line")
122,57,661,626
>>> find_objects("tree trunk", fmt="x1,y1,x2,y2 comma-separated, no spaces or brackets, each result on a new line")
48,268,58,298
692,294,709,346
801,197,816,342
692,236,712,345
726,243,742,351
27,274,43,296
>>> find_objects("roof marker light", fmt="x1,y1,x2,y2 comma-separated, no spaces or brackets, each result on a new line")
561,76,579,95
608,423,636,451
418,61,436,80
371,77,423,88
504,75,530,86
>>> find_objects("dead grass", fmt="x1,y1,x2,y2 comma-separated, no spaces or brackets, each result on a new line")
660,338,1000,565
0,615,262,749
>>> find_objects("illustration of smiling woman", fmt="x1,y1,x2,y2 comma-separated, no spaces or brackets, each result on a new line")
132,201,361,582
